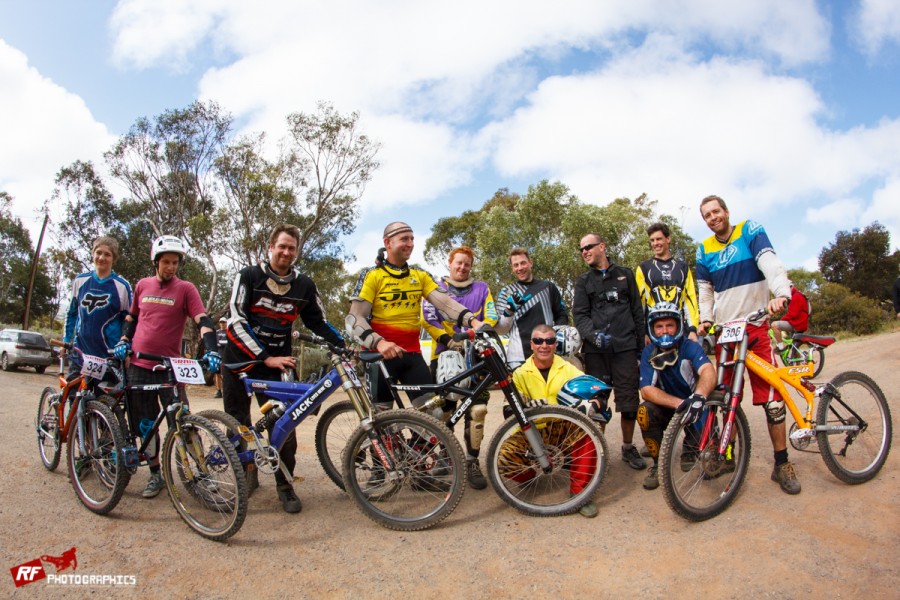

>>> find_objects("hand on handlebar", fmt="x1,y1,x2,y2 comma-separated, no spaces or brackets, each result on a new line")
375,339,404,360
767,296,789,316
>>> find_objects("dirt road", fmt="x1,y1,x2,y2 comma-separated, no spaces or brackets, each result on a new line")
2,332,898,598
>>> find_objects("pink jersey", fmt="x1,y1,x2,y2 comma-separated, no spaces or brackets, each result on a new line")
129,276,207,370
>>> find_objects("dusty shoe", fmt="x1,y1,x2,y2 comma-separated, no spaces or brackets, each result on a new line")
771,461,801,495
578,501,598,518
643,464,659,490
622,445,647,470
467,458,487,490
680,451,698,472
410,473,451,493
142,471,164,498
213,390,222,398
276,484,303,513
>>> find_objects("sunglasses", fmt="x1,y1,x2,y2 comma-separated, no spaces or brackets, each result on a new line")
531,337,557,346
580,242,600,253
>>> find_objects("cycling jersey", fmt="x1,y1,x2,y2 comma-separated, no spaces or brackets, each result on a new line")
639,337,710,398
351,263,439,353
63,270,132,366
495,279,567,365
695,220,791,324
636,257,699,333
422,278,498,357
129,276,206,371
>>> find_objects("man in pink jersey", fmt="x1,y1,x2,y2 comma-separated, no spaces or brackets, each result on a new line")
113,235,220,499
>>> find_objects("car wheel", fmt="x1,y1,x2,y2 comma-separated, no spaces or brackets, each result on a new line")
1,352,10,371
35,365,47,374
702,339,713,355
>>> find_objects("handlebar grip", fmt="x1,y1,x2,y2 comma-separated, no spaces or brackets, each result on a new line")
135,351,167,363
452,330,475,342
50,339,71,349
294,332,321,344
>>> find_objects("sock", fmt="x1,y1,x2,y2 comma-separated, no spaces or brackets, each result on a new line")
774,449,788,466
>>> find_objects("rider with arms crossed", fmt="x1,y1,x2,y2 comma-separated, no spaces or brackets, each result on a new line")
421,245,498,490
114,236,220,500
222,224,345,514
695,195,798,494
637,303,715,490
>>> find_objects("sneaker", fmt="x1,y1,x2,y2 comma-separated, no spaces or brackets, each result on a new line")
430,448,451,477
643,464,659,490
213,390,222,398
276,484,303,513
680,451,698,472
578,500,598,518
622,445,647,470
467,458,487,490
410,473,451,493
142,471,164,498
771,461,801,495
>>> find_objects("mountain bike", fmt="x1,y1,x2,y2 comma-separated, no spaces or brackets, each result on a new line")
217,332,466,531
319,327,609,517
101,352,248,541
36,341,131,515
659,308,892,521
768,327,832,377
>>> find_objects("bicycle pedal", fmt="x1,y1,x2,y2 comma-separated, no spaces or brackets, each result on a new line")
123,446,140,468
789,427,815,440
292,475,305,483
238,425,256,442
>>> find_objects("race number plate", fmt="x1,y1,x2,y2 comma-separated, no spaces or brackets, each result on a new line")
717,320,747,344
342,361,362,388
80,354,107,380
170,358,206,385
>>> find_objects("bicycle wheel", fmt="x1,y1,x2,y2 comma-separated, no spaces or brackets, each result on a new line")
659,403,751,522
816,371,892,484
314,400,359,490
161,414,248,541
67,400,131,515
342,410,465,531
485,406,609,517
196,409,248,458
37,386,61,471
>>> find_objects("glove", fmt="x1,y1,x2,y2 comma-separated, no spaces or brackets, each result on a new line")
525,398,548,409
203,351,221,373
113,339,131,361
678,393,706,426
593,330,612,350
502,291,531,317
446,338,466,352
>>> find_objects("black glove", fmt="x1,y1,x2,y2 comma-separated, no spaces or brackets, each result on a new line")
678,393,706,425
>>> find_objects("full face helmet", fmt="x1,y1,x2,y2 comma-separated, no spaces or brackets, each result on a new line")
553,325,582,359
557,375,612,423
150,235,188,263
647,301,683,350
436,350,470,401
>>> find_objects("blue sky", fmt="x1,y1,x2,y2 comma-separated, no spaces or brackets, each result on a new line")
2,0,899,277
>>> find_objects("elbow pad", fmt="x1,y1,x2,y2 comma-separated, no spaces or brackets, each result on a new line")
197,315,215,331
345,312,382,349
122,316,137,340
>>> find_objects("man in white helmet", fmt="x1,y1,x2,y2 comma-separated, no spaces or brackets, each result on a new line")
114,235,221,500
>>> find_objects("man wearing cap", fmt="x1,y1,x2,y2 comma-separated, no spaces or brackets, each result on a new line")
346,222,484,409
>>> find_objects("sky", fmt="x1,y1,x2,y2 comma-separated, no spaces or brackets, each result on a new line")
1,0,899,277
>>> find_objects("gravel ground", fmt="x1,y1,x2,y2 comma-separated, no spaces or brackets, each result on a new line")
2,331,898,598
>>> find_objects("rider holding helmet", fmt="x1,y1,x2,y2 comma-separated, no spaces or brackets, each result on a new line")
512,323,610,519
114,235,221,500
637,302,715,490
422,246,498,490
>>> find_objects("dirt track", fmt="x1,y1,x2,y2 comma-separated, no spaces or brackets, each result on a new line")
2,332,898,598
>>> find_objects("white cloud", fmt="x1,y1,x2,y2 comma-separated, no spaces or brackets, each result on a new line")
0,40,115,233
806,197,866,227
852,0,900,55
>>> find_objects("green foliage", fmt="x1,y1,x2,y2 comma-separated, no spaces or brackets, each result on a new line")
786,268,826,293
807,282,889,336
0,193,55,324
818,222,900,301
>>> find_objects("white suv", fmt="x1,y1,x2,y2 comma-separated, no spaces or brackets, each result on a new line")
0,329,53,373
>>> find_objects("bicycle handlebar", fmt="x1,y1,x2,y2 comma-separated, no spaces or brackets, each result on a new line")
292,331,352,357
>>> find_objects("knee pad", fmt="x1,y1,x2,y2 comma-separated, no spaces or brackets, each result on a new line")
764,400,786,424
622,410,637,421
636,405,650,431
469,404,487,450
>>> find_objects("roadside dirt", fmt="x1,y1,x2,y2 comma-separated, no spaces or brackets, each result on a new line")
2,332,898,598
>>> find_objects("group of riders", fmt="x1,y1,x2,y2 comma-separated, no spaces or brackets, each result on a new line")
61,194,809,520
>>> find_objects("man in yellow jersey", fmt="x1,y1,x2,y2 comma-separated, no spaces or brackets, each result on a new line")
346,222,484,410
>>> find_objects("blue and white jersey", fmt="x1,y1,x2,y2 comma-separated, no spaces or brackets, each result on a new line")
63,271,133,365
640,337,711,399
695,219,790,323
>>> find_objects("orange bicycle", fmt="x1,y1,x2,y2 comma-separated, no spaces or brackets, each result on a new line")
36,340,130,514
659,309,892,521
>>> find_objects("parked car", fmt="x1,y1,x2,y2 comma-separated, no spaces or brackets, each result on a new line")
0,329,53,373
700,332,716,355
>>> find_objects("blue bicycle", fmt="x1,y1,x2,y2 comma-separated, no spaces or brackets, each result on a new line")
209,333,466,531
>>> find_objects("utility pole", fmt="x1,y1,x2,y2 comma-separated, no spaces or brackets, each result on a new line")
22,214,48,330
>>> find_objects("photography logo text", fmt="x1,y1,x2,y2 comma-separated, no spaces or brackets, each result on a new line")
10,548,136,588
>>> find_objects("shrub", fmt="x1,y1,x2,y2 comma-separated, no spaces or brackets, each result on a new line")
808,282,889,336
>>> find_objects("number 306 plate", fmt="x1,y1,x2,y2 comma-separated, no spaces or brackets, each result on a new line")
717,320,747,344
170,358,206,385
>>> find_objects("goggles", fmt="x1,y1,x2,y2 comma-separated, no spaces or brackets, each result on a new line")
649,347,679,371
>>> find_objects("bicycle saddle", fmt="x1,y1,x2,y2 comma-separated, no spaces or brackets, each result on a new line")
791,334,835,346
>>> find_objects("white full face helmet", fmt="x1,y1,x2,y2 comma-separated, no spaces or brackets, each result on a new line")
554,325,582,358
436,350,470,402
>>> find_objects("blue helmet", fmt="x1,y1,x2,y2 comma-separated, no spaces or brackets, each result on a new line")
647,301,683,350
557,375,612,423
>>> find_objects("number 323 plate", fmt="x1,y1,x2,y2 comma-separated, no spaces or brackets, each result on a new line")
170,358,206,385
